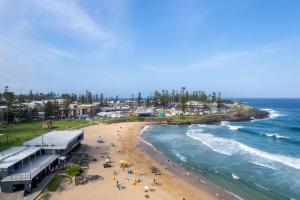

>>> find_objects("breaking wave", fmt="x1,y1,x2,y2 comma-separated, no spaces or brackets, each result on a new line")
186,132,300,170
172,150,187,162
221,121,242,131
238,128,300,145
140,125,150,134
261,108,284,119
248,160,277,170
232,173,240,180
264,133,289,140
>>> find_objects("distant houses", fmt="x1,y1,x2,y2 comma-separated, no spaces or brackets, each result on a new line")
0,96,234,123
92,99,231,119
0,86,238,124
185,101,205,115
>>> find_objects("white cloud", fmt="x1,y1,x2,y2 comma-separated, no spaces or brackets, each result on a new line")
32,0,118,47
49,47,75,59
0,0,124,91
0,0,118,48
189,51,251,70
145,40,300,73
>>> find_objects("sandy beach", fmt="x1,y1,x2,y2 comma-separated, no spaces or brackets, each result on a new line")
48,122,237,200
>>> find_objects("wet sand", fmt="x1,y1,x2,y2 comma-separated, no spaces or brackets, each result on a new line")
49,122,238,200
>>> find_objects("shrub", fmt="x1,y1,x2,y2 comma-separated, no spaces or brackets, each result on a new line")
64,164,81,176
47,175,62,191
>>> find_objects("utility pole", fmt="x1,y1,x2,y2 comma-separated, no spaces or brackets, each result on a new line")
6,108,8,144
42,118,44,148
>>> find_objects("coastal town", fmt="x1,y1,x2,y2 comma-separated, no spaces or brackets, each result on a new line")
0,86,268,125
1,0,298,199
0,86,270,200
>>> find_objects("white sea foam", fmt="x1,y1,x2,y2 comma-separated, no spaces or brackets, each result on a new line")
265,133,289,139
221,121,228,126
186,132,300,170
250,117,256,122
138,125,160,153
261,108,284,119
249,161,277,170
172,150,187,162
232,173,240,180
197,124,208,128
225,191,244,200
139,137,154,148
221,121,242,131
228,125,242,131
140,125,150,135
188,128,205,133
255,183,269,191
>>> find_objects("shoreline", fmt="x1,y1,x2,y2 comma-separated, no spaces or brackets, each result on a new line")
47,122,240,200
137,124,240,200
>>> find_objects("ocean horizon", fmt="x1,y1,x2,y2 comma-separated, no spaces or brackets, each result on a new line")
141,98,300,200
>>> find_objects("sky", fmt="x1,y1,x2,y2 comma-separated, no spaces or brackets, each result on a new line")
0,0,300,98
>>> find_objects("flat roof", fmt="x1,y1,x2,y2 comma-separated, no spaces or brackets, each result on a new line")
0,147,41,169
23,130,83,149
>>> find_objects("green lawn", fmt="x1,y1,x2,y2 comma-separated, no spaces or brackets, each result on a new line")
0,119,93,151
64,164,81,176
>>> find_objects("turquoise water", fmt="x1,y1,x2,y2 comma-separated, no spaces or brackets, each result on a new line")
141,99,300,200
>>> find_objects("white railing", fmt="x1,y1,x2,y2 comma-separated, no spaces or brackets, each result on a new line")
1,172,31,181
1,156,58,182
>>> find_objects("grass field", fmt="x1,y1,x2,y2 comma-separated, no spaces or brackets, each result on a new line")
0,119,94,151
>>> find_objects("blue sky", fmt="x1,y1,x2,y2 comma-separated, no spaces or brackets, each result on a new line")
0,0,300,98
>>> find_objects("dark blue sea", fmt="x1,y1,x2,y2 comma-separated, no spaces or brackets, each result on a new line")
141,99,300,200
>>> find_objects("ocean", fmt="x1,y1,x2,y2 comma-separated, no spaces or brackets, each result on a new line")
141,99,300,200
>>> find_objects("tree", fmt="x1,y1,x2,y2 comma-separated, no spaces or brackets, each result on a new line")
145,96,151,107
80,95,85,104
95,94,99,102
212,92,217,103
180,87,187,112
181,86,186,93
137,92,142,106
3,86,14,107
62,94,72,118
87,92,93,104
171,90,176,103
44,101,54,118
100,93,104,106
217,92,222,109
153,91,160,107
53,101,59,117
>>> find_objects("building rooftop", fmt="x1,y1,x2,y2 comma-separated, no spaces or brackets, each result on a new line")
23,130,83,149
186,101,204,106
0,146,41,169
